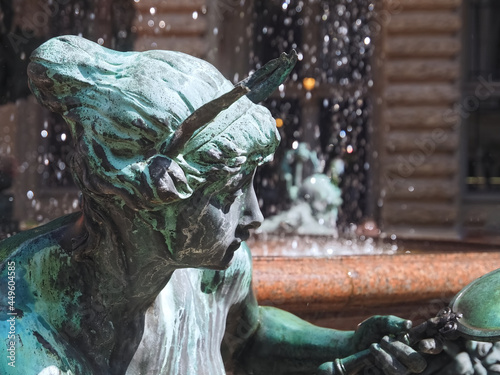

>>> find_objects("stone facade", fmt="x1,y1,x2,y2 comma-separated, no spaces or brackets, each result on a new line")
375,0,463,239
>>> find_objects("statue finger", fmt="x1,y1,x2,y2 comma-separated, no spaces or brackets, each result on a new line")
380,336,427,373
359,315,412,336
418,337,443,355
316,362,334,375
370,343,410,375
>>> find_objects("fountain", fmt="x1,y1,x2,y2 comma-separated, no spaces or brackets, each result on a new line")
0,35,434,375
1,1,500,374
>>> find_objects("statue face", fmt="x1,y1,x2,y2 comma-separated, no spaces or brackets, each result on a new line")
170,172,263,269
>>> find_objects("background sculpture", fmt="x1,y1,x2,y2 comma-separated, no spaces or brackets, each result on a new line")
258,141,342,236
0,36,432,375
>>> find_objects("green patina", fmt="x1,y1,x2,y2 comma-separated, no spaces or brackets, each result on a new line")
451,268,500,340
0,35,465,375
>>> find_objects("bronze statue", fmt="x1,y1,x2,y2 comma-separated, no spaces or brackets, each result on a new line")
0,36,431,375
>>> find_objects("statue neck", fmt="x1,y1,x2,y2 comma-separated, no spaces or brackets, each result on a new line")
80,203,177,316
66,202,177,373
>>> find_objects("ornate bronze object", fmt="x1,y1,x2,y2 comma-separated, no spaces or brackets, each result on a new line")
321,268,500,375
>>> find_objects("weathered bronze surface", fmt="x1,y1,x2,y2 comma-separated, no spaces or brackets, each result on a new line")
450,268,500,342
1,36,430,375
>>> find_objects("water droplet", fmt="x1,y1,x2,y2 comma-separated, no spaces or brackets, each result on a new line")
27,191,34,199
41,130,48,138
292,140,299,150
97,38,104,45
408,186,414,192
192,11,198,20
149,7,156,15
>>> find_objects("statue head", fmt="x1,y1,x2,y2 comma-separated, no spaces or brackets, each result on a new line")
27,36,294,267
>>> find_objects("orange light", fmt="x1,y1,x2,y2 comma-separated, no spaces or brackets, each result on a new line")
275,118,284,128
302,77,316,91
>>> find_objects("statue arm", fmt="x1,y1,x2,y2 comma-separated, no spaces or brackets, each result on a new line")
234,302,355,375
227,286,419,375
222,247,420,374
223,282,354,375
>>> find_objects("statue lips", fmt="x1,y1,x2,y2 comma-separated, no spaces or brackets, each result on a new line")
221,240,241,267
221,229,249,267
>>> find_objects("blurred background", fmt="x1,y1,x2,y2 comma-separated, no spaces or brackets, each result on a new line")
2,0,500,332
2,0,499,243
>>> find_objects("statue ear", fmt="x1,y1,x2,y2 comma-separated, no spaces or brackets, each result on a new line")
146,156,191,202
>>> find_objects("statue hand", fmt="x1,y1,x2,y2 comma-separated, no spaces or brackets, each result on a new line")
352,315,412,352
369,336,427,374
317,336,427,375
353,316,427,374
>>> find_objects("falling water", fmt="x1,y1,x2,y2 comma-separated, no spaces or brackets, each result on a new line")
251,0,375,234
0,0,398,252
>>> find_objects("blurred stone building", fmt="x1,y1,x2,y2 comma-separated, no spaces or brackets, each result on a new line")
0,0,499,242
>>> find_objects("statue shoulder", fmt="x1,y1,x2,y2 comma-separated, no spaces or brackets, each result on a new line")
0,212,82,264
0,312,90,374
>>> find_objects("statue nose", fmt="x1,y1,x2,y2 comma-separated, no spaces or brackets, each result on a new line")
240,186,264,230
240,211,263,230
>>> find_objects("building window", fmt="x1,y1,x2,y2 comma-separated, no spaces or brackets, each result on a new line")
465,0,500,193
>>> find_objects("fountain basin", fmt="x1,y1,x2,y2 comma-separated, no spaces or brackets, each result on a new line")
250,240,500,329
